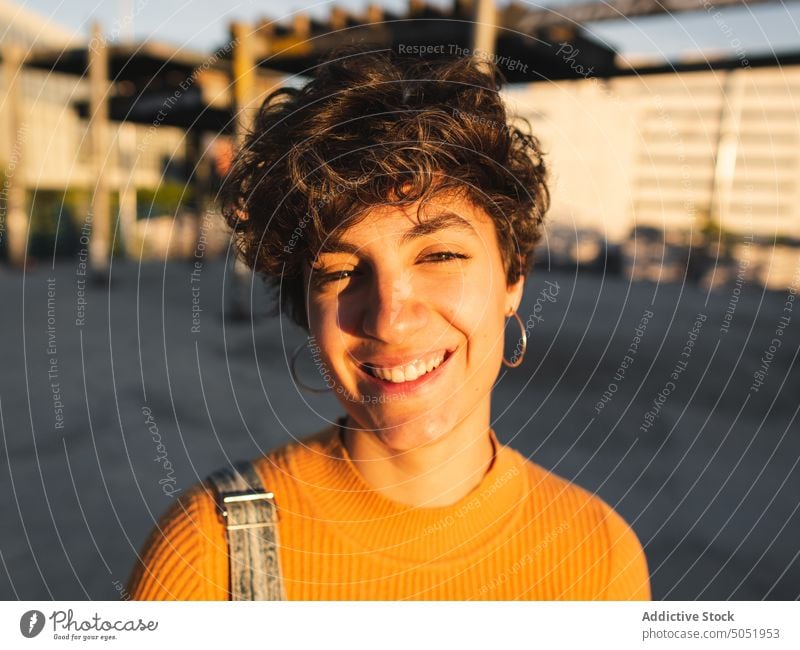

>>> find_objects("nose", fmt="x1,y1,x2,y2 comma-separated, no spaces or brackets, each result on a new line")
360,267,430,343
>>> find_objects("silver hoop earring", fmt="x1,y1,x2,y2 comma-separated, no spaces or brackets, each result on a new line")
290,340,333,393
502,311,527,368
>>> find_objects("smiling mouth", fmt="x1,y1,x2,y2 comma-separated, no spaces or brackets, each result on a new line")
359,350,453,384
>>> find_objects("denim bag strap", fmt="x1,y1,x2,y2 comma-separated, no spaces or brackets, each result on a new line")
206,460,286,600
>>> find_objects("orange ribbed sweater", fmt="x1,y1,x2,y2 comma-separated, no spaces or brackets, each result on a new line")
127,423,651,600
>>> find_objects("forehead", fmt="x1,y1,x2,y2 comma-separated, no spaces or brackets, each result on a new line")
324,193,492,247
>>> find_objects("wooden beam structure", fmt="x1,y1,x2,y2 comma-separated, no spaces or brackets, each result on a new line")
231,0,614,82
228,0,793,83
510,0,780,32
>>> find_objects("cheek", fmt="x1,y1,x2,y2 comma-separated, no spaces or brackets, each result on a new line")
307,287,343,332
307,299,343,360
474,272,513,361
435,264,507,339
471,306,506,367
430,284,507,388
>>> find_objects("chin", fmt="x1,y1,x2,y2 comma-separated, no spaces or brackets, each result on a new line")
348,407,456,452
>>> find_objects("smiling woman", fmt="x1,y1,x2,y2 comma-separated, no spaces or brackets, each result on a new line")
126,46,651,601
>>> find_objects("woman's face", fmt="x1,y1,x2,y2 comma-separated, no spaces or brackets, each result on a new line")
304,192,524,451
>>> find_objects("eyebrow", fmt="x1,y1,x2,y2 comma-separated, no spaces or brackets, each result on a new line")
318,211,477,255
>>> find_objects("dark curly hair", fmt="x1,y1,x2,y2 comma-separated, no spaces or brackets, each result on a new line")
221,46,549,330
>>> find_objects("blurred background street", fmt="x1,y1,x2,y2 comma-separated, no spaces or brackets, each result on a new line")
0,0,798,600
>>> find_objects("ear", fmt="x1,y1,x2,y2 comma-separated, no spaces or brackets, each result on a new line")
505,270,526,315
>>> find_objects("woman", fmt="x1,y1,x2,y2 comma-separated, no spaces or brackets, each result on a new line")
127,48,650,600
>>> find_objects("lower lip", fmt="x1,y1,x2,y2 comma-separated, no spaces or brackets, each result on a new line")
357,351,454,395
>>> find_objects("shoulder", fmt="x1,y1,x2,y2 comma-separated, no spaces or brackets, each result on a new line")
126,424,337,600
516,453,651,600
126,481,228,600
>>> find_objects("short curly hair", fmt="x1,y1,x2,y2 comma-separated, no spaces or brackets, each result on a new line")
221,46,549,330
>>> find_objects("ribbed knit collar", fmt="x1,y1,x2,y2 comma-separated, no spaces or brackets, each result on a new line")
287,418,528,566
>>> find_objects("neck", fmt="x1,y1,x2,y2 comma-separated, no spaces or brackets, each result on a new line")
341,411,497,508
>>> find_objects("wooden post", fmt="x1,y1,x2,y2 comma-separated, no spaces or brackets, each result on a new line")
710,70,746,233
2,45,28,267
330,7,348,31
186,128,210,259
87,22,112,277
228,23,283,318
117,122,137,258
229,21,257,318
292,14,311,42
472,0,497,62
365,4,383,24
231,21,256,142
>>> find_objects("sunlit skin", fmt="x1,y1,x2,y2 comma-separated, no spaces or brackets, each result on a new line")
304,192,525,507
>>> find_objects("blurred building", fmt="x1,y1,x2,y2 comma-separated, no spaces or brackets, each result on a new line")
1,0,797,289
0,1,255,266
506,63,800,289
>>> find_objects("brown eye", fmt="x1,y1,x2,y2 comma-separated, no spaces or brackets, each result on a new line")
423,251,469,263
326,270,353,282
310,268,358,289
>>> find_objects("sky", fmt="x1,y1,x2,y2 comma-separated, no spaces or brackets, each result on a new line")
12,0,800,62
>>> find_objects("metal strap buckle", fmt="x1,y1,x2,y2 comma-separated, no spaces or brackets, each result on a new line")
220,491,278,530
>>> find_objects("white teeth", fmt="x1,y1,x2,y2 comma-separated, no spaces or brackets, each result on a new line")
367,352,446,383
